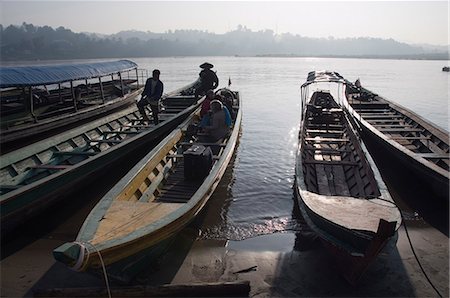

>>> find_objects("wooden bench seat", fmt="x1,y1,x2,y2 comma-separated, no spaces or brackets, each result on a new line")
416,153,449,159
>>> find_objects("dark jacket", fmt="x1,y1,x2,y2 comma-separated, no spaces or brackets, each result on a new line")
142,78,164,100
199,69,219,89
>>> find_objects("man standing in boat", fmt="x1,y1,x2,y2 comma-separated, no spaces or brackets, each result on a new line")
195,62,219,99
137,69,163,124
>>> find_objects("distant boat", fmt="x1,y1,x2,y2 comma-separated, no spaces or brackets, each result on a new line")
443,66,450,72
295,74,401,284
0,79,201,235
343,73,449,204
53,88,242,283
0,60,145,148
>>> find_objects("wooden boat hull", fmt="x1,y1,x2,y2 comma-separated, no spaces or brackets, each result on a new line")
359,123,449,201
53,89,241,282
346,88,449,203
0,60,146,148
294,182,398,284
295,84,401,284
1,89,140,146
1,82,201,235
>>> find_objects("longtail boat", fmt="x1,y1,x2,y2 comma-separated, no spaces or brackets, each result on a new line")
0,79,201,235
1,60,146,148
342,73,449,203
296,75,401,284
53,88,241,282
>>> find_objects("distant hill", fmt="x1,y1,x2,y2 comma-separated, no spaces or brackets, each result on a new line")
1,23,448,61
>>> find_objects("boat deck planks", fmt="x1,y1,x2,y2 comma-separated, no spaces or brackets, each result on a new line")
52,88,241,280
91,200,183,245
1,80,201,234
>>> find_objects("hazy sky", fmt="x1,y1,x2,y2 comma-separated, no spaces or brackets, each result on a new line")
1,1,448,45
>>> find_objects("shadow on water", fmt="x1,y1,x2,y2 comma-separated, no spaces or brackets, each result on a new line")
267,188,415,296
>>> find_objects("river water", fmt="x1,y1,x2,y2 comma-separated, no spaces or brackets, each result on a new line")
3,57,449,242
130,56,448,242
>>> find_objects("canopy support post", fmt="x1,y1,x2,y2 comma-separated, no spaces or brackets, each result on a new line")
99,76,105,103
135,68,139,89
70,81,77,112
85,79,89,96
118,71,124,97
58,84,63,104
29,86,37,123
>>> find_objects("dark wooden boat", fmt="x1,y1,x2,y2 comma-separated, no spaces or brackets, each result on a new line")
53,88,241,282
0,79,201,235
342,73,449,203
295,78,401,284
0,60,147,148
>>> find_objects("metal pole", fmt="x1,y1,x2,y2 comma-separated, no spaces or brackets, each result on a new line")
85,79,89,96
58,83,62,103
29,86,37,122
118,72,124,97
136,68,139,89
70,81,78,112
99,76,105,103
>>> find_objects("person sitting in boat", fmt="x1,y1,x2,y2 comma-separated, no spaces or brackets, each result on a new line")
195,62,219,99
198,92,232,130
196,89,215,129
218,90,235,120
213,93,232,127
201,100,230,142
137,69,164,125
355,78,361,90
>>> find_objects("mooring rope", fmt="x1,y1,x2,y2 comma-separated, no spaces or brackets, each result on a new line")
400,211,443,297
73,242,112,298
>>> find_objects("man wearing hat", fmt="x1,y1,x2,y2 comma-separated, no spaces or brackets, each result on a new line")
195,62,219,99
137,69,163,124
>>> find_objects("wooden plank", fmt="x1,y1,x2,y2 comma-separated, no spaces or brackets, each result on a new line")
304,138,350,142
104,130,140,134
167,154,220,160
180,142,226,147
331,165,351,196
303,147,352,153
354,109,391,113
89,139,123,144
29,164,70,170
366,119,404,123
306,129,344,134
0,184,21,190
303,160,358,166
371,124,416,128
361,115,404,119
377,128,423,132
315,164,331,196
389,136,431,140
358,112,397,116
416,153,450,159
124,125,153,128
53,151,98,156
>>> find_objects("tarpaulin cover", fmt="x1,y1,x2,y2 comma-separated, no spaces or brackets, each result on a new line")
0,60,138,88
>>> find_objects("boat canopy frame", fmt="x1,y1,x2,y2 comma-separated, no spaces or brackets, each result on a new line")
0,60,139,88
0,60,147,124
300,71,348,121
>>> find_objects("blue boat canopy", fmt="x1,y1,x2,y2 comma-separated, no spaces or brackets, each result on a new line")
0,60,138,88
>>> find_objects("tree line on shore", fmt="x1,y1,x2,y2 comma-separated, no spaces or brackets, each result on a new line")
1,23,448,61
